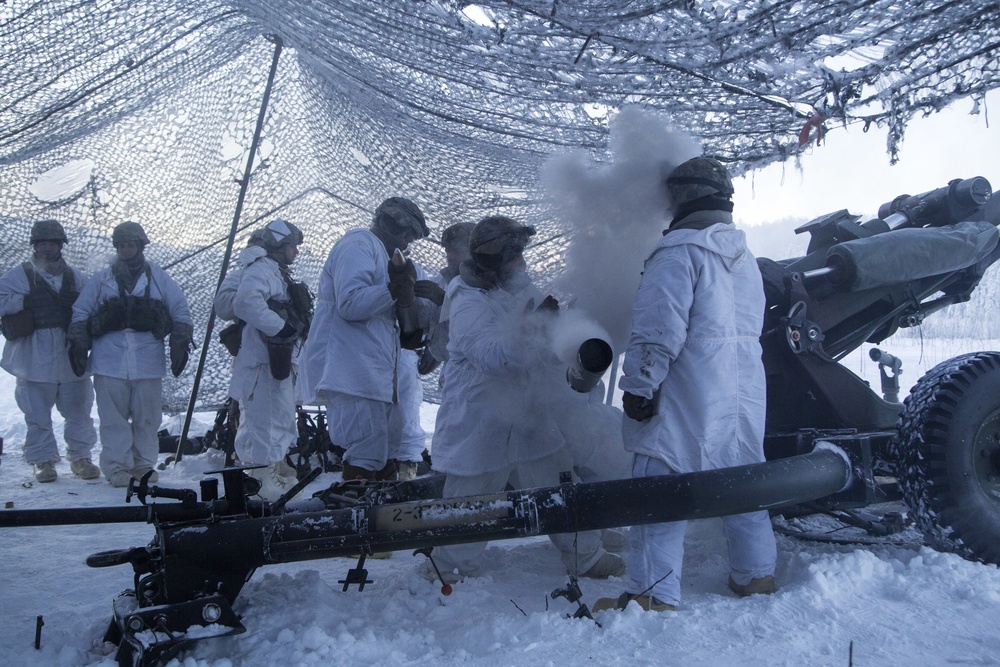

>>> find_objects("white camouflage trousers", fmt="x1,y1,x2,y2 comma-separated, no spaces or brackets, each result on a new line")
626,454,777,606
93,375,162,477
232,365,298,466
389,349,426,463
15,377,97,465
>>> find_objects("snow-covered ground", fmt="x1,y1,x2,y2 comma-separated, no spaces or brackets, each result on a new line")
2,338,1000,667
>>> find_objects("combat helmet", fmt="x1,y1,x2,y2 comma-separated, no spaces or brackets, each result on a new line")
30,219,68,245
665,156,735,209
112,221,150,249
373,197,429,240
258,218,304,251
470,215,535,273
441,222,476,251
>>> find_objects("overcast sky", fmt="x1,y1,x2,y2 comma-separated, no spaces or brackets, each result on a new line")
733,90,1000,227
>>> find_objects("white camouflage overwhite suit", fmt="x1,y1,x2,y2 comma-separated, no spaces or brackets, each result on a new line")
300,229,403,472
431,269,608,576
618,209,776,607
71,261,191,479
228,245,301,466
0,257,97,466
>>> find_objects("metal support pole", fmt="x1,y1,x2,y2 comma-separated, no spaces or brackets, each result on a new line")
174,35,283,462
604,354,619,406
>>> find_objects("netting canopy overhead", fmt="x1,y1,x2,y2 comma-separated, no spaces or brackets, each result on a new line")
2,0,998,410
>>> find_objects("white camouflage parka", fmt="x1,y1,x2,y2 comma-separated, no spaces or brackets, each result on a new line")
619,210,767,473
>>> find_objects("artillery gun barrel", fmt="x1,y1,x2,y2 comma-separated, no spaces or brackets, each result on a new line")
878,176,992,229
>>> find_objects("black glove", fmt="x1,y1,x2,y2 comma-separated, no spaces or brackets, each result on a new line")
66,320,91,377
387,255,417,307
68,341,89,377
169,322,193,378
414,280,446,306
275,320,297,338
536,295,560,313
622,391,655,421
170,341,189,377
417,347,441,375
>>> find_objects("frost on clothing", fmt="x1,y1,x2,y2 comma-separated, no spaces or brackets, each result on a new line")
71,263,192,380
619,220,767,474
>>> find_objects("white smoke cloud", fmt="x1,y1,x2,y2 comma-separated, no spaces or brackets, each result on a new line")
542,107,701,352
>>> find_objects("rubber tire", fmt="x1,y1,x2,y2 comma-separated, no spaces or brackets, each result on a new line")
895,351,1000,565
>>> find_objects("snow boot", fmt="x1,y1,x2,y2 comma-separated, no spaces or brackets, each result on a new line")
396,460,419,481
275,459,298,483
33,461,57,483
70,458,100,480
247,462,298,502
592,592,676,613
107,470,132,488
130,467,159,483
728,574,776,597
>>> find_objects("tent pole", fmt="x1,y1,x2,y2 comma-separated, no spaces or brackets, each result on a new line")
174,35,284,463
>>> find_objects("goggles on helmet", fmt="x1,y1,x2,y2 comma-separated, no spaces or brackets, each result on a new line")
472,225,535,270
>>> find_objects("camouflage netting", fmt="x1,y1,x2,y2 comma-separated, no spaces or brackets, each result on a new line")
1,1,998,411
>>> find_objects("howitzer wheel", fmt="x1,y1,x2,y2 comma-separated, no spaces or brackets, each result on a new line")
895,351,1000,565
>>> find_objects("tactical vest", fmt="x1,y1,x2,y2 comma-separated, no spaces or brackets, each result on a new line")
23,262,77,330
89,266,172,340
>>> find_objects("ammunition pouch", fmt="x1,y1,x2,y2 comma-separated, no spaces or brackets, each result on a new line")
1,309,34,340
4,263,78,338
89,296,172,340
265,338,294,381
219,320,245,356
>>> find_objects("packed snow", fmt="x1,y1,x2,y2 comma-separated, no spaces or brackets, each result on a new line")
2,338,1000,667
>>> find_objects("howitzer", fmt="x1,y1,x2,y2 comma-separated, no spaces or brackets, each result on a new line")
4,177,1000,666
0,449,851,666
757,176,1000,566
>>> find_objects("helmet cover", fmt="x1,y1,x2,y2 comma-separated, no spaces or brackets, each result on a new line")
374,197,429,239
112,221,150,248
30,219,68,245
665,156,735,208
